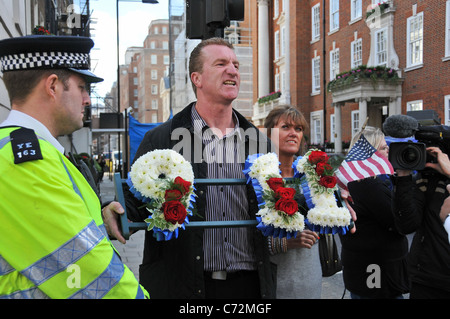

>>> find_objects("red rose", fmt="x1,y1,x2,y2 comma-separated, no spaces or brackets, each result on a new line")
162,200,187,225
309,151,329,164
267,177,284,192
174,176,191,194
275,187,296,199
315,162,333,176
275,198,298,216
165,189,183,201
319,176,337,188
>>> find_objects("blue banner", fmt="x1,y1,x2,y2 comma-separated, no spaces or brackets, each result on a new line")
128,115,160,164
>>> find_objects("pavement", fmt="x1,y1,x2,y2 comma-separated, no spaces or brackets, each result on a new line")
99,173,350,299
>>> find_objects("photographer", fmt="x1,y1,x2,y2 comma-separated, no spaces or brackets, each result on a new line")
393,145,450,298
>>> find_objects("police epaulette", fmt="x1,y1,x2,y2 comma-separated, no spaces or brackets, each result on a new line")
10,127,43,164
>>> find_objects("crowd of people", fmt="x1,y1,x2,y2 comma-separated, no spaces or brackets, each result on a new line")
0,33,449,300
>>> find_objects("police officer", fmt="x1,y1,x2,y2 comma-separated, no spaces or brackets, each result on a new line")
0,35,148,299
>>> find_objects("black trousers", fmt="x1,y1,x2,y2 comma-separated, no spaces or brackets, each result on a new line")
204,271,261,299
410,282,450,299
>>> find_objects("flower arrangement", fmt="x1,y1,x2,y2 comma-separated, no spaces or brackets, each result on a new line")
294,150,351,234
327,65,399,92
33,25,52,35
244,153,305,238
127,149,196,241
258,91,282,104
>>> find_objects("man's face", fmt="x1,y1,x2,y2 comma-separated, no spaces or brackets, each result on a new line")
54,74,91,136
195,44,240,104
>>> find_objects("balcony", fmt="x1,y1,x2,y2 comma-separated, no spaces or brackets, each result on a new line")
251,91,281,126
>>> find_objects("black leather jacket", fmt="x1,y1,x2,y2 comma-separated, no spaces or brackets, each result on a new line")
124,103,276,299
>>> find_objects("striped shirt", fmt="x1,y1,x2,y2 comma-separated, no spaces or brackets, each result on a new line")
191,106,256,273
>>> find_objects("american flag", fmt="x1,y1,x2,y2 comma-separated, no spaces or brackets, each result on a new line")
335,134,394,190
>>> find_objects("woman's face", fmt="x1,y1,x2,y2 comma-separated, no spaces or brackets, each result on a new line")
271,115,304,157
377,139,389,159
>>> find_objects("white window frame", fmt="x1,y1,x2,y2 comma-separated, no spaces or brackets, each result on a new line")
330,0,339,33
151,70,157,80
311,4,320,41
407,100,423,112
274,31,280,60
312,56,321,94
275,73,280,92
351,110,360,137
274,0,279,18
151,55,157,65
151,84,158,95
330,48,340,80
351,38,362,68
375,28,387,66
310,111,323,145
351,0,362,21
407,12,424,68
446,1,450,58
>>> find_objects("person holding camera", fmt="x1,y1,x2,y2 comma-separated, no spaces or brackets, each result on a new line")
393,145,450,298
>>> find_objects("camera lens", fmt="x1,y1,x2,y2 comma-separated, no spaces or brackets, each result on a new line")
401,146,418,164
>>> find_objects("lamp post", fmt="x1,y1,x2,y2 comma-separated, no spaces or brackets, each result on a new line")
116,0,159,177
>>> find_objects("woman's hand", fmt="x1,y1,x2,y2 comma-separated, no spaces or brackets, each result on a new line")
287,230,320,249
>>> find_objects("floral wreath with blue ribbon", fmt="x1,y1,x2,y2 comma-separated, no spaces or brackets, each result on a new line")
243,153,305,239
127,149,196,241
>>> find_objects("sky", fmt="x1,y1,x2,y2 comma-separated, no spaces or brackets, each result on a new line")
88,0,172,98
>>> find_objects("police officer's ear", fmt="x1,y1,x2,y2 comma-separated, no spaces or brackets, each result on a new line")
44,73,60,100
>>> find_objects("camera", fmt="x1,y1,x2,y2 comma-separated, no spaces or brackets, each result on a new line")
389,124,450,171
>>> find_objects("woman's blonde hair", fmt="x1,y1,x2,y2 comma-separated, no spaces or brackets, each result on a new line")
350,126,385,149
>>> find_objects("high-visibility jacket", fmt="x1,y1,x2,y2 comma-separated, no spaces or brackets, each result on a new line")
0,126,148,299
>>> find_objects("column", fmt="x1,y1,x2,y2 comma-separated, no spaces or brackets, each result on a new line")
334,103,343,154
284,0,291,104
258,0,270,98
358,98,369,129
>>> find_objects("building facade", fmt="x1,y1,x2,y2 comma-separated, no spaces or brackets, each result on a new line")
251,0,450,153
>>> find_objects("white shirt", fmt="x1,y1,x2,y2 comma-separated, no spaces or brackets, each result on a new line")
444,216,450,244
0,110,65,153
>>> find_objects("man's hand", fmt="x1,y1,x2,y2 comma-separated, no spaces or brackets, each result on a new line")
426,147,450,178
102,201,126,244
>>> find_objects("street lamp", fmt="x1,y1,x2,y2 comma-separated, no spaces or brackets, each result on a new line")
116,0,159,177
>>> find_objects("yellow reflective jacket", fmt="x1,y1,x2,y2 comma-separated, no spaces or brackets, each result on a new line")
0,126,148,299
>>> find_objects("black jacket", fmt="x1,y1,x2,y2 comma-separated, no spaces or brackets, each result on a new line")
124,103,276,299
340,176,409,298
393,172,450,294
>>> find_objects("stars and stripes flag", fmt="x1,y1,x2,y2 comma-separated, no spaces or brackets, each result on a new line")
335,134,394,190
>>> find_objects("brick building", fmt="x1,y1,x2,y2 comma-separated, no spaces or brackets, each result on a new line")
250,0,450,153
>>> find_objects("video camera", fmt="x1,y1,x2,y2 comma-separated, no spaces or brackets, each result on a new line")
385,111,450,171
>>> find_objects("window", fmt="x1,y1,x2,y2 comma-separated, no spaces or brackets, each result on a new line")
151,55,157,64
330,0,339,32
134,89,138,97
162,26,167,34
312,4,320,41
163,41,169,50
351,0,362,21
150,41,156,49
351,38,362,68
281,26,286,57
351,111,360,137
151,100,158,110
371,0,387,4
274,31,280,60
330,48,340,80
164,55,169,65
407,12,424,68
376,28,387,66
133,77,138,85
445,95,450,125
330,114,336,143
151,70,157,80
151,84,158,95
310,111,323,145
275,73,280,92
446,1,450,57
312,56,321,93
274,0,279,18
407,100,423,111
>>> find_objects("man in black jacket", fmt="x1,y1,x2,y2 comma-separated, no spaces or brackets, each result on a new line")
393,146,450,298
123,38,276,299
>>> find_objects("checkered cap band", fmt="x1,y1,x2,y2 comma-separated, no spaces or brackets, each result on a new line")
0,51,90,72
